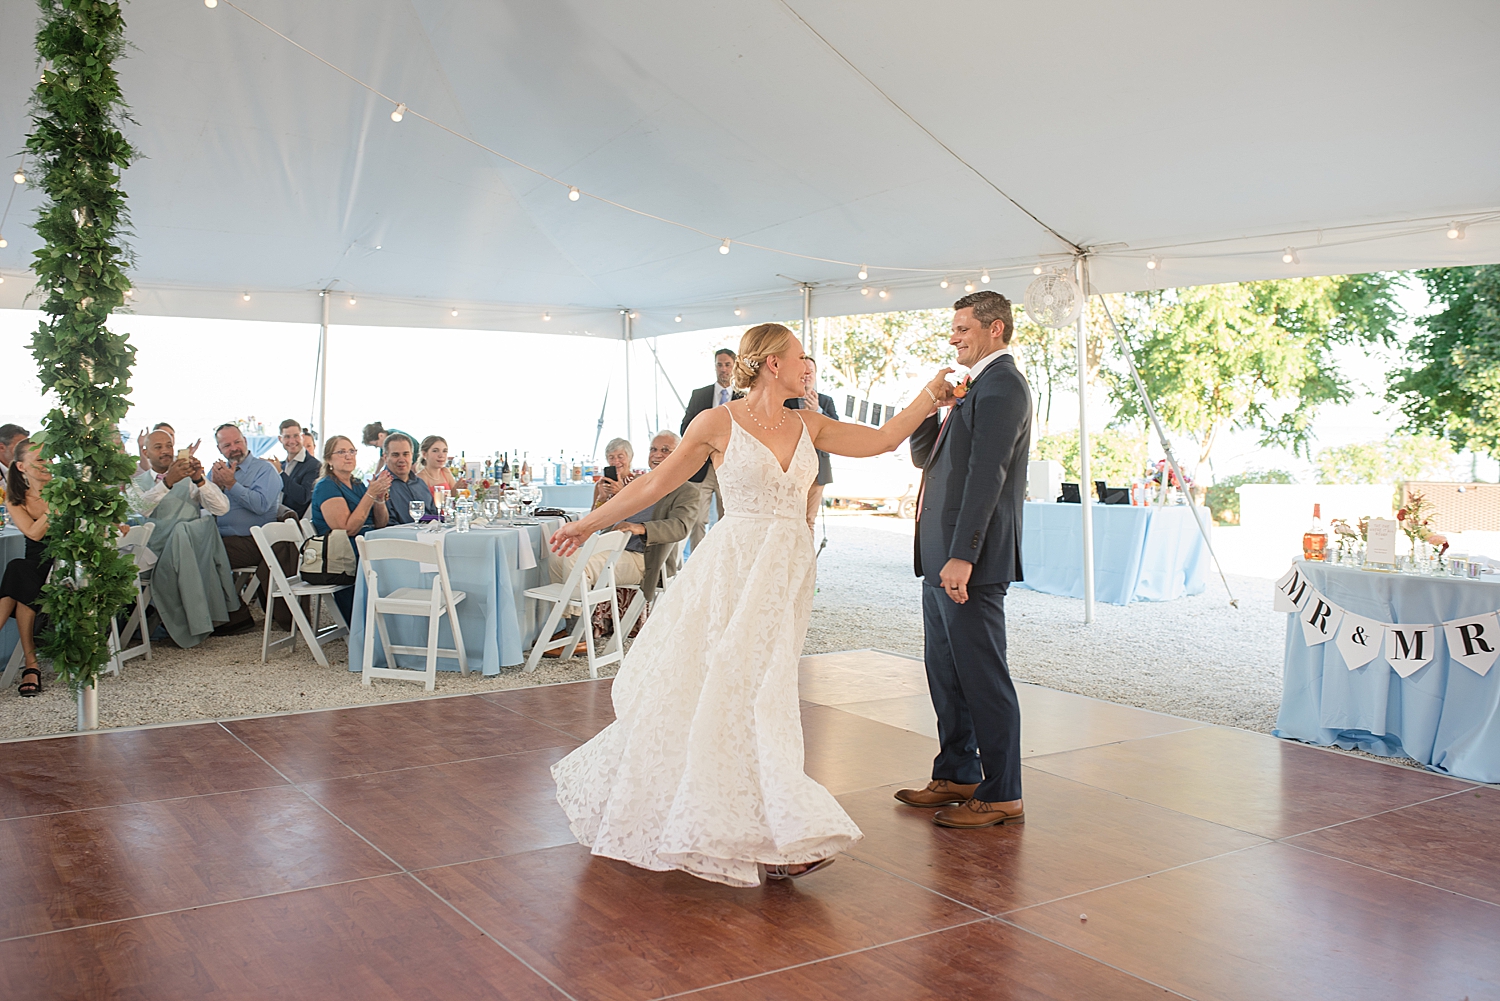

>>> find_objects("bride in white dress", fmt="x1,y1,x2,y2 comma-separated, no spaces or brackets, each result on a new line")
549,323,954,887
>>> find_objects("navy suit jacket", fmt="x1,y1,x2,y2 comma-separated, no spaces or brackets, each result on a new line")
910,353,1033,586
280,451,321,516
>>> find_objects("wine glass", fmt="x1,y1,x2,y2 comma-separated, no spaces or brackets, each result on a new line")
409,501,425,526
484,497,499,522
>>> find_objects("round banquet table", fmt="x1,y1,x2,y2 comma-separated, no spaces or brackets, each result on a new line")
1274,560,1500,783
346,519,563,675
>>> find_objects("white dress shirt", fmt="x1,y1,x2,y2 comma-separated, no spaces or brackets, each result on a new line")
136,469,230,517
964,343,1012,384
714,383,733,407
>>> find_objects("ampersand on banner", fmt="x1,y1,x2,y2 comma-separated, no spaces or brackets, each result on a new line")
1336,611,1384,670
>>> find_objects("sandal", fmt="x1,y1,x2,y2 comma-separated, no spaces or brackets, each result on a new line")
765,858,835,880
18,666,43,698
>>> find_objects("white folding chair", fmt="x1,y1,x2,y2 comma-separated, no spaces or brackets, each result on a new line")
523,530,628,676
232,566,260,606
106,523,155,676
355,534,468,691
618,539,684,639
251,521,349,668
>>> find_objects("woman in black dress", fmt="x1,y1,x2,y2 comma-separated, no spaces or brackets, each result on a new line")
2,439,52,697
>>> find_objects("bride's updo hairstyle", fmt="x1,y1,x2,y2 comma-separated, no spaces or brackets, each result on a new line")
733,323,795,390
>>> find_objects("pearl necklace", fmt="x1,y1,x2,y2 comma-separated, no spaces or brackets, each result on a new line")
743,402,789,432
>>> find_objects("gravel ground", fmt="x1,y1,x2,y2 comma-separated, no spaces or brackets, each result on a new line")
805,513,1286,731
0,513,1315,745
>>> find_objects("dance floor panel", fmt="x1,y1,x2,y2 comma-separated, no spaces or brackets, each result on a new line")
0,648,1491,1000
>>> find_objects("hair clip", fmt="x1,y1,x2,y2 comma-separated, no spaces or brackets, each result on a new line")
746,359,761,372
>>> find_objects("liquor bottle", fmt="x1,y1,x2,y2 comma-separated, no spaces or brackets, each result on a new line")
571,455,583,483
502,453,513,485
520,454,531,486
1302,503,1328,562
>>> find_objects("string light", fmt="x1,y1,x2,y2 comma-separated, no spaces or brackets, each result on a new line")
878,288,889,299
674,314,683,322
0,237,7,248
1282,247,1299,264
12,170,24,185
1033,265,1043,275
860,286,871,296
980,270,990,284
719,239,730,254
733,307,742,316
857,265,868,281
348,296,356,305
1146,256,1159,270
242,292,251,301
390,103,405,123
204,0,217,7
0,275,5,284
629,311,639,319
123,288,133,298
450,308,459,316
542,311,551,321
1448,222,1466,240
939,277,949,289
568,186,580,201
964,281,975,293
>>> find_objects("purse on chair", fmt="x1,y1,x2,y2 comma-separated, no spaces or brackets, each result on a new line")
301,529,357,585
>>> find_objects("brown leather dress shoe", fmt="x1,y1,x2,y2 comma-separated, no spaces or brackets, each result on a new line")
932,798,1025,828
893,780,980,807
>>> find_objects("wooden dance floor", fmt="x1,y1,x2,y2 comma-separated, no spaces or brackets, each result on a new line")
2,650,1498,1000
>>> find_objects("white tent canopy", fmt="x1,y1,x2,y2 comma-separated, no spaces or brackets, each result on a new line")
1,0,1497,337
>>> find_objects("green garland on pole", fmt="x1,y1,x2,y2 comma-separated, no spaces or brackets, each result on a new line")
25,0,139,697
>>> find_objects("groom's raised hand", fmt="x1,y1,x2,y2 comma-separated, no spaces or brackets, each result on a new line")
939,558,972,604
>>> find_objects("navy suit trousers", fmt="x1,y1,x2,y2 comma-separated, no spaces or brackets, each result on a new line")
921,580,1022,802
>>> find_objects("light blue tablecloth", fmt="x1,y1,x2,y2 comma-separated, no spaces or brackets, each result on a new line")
346,522,556,675
1274,561,1500,783
1014,502,1209,605
0,527,24,664
541,483,596,509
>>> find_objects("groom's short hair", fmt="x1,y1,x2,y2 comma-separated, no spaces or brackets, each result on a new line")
953,290,1014,344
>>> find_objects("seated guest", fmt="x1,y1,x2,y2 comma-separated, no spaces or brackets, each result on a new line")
383,433,433,524
417,435,458,497
312,435,391,623
134,422,196,476
266,418,319,517
302,427,317,457
1,440,52,696
549,430,704,642
132,430,243,648
210,424,289,635
592,437,642,508
0,424,28,487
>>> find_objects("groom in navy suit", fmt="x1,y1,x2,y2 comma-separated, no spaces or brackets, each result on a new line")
898,290,1033,828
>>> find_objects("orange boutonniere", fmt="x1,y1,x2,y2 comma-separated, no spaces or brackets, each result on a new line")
952,376,972,400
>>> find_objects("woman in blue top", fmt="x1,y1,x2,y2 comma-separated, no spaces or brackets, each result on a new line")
312,434,392,623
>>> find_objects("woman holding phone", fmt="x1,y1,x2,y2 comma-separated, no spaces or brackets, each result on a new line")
312,435,391,623
1,440,54,696
591,437,640,509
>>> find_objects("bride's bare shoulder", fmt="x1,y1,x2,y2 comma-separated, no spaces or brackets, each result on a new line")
687,402,735,438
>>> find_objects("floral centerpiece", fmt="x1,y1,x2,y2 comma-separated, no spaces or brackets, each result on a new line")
1397,492,1435,549
1144,459,1192,504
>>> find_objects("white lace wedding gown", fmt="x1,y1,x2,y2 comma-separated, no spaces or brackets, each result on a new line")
552,415,863,887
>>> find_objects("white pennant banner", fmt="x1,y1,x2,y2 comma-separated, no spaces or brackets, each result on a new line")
1274,565,1315,614
1443,612,1500,677
1385,624,1436,677
1300,590,1344,646
1336,611,1384,670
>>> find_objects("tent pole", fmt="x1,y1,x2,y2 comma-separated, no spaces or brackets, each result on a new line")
802,284,813,357
623,310,633,444
317,291,329,445
1075,257,1095,625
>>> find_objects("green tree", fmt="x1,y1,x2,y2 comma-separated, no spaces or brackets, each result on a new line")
1108,275,1403,467
1031,427,1151,487
26,0,140,699
820,309,954,400
1387,265,1500,456
1314,433,1460,484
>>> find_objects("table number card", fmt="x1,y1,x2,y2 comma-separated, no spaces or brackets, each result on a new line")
1365,517,1398,566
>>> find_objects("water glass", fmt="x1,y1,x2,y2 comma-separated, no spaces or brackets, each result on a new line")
484,498,499,522
409,501,425,525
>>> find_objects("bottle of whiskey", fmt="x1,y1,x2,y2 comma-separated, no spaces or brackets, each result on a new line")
1302,503,1328,561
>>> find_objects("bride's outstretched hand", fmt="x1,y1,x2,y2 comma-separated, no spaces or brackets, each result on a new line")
927,368,957,408
550,520,590,557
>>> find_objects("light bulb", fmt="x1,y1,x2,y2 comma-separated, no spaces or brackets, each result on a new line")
857,265,868,281
860,286,871,296
542,311,551,321
629,311,639,319
964,281,975,293
0,275,5,284
242,293,251,301
123,287,132,297
719,239,730,254
390,103,405,123
1448,222,1466,240
674,314,683,322
0,237,7,248
733,307,742,316
939,278,949,289
348,296,356,305
1282,247,1299,264
450,308,459,316
568,186,580,201
1033,265,1043,275
204,0,217,7
1146,256,1159,270
12,171,24,185
878,288,889,299
980,270,990,284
